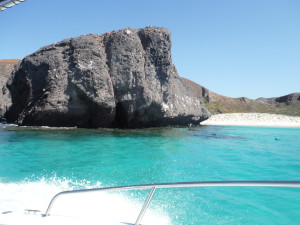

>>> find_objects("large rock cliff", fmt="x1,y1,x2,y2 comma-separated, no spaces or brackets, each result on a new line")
5,27,210,128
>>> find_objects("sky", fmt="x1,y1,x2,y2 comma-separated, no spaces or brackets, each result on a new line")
1,0,299,99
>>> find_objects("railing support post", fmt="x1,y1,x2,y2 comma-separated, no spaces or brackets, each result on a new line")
135,187,156,225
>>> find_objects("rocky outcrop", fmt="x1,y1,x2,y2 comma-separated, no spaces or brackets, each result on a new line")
181,78,221,104
182,77,267,114
256,93,300,105
5,27,210,128
0,59,19,119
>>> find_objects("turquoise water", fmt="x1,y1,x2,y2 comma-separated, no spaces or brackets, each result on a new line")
0,125,299,224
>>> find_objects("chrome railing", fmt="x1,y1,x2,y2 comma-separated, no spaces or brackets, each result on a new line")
44,181,300,225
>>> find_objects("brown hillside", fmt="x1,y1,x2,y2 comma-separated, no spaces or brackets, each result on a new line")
0,59,19,117
0,59,20,64
182,77,300,116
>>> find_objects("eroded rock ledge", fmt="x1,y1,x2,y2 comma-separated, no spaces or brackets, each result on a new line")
5,27,210,128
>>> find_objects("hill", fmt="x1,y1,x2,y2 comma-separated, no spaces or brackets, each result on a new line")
182,78,300,117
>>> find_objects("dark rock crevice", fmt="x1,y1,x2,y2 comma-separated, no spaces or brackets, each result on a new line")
5,66,31,123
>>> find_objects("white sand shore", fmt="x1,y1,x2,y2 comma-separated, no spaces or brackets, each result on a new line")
200,113,300,127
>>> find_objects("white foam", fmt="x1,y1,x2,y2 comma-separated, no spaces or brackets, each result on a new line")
0,177,171,225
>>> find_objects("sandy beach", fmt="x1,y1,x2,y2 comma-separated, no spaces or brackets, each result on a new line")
200,113,300,127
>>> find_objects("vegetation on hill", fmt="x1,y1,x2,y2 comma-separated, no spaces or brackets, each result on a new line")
182,78,300,117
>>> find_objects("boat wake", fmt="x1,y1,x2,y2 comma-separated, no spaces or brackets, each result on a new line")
0,177,171,225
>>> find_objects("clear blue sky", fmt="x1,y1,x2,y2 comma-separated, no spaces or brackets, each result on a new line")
1,0,299,99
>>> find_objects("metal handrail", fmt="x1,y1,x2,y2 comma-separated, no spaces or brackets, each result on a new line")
44,181,300,225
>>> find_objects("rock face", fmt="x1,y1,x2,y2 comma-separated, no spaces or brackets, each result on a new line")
182,78,264,114
256,93,300,105
0,59,19,118
6,27,210,128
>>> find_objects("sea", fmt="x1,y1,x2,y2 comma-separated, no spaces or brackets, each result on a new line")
0,124,299,225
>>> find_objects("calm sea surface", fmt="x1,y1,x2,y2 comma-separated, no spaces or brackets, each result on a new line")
0,125,299,224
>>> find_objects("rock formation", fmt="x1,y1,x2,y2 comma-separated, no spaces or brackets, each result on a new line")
5,27,210,128
0,59,19,119
256,93,300,105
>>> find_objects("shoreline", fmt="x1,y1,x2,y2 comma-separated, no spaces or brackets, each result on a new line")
200,113,300,128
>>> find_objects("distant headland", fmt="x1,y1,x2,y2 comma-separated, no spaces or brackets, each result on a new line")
182,78,300,117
